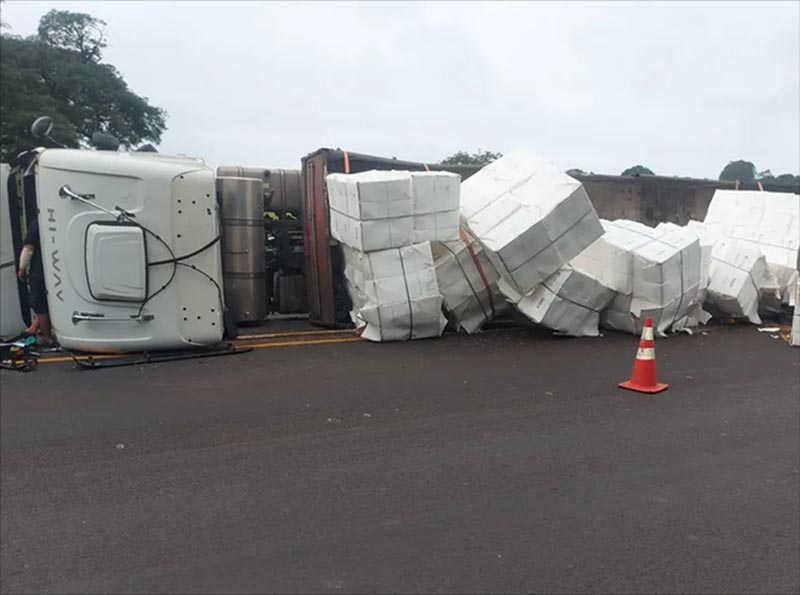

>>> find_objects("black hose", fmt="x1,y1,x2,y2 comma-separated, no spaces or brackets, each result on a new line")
150,236,220,266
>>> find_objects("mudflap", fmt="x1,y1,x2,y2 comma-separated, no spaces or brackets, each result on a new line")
71,342,252,370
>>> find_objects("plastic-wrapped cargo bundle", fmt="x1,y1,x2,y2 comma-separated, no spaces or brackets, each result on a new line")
685,220,766,324
654,222,712,331
501,265,615,337
459,149,604,298
327,170,460,251
342,243,447,342
572,220,705,335
704,190,800,304
432,227,507,334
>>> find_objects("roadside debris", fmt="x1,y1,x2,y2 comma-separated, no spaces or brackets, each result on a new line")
0,335,40,372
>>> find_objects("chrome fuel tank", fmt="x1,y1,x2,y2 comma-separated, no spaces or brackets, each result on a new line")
217,176,266,323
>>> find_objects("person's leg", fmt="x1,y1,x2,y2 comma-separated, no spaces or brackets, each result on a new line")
37,313,54,344
29,275,54,344
24,313,39,335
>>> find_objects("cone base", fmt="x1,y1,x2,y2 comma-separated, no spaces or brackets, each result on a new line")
618,380,669,394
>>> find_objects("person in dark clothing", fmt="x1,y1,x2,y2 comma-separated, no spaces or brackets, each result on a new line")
17,219,55,345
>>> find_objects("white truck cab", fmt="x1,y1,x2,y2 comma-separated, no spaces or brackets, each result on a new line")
26,147,227,353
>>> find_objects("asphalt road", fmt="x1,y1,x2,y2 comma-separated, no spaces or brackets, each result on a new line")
1,324,799,594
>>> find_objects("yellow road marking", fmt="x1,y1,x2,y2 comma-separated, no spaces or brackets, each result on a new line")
35,336,363,365
236,328,354,340
33,326,528,366
37,353,124,364
243,336,363,349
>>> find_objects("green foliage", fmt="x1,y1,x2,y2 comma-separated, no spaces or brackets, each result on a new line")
0,10,166,162
719,160,756,183
756,170,800,187
38,9,106,63
440,149,502,166
718,161,798,187
621,165,654,176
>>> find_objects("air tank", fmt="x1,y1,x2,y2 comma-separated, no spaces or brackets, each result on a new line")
217,176,266,323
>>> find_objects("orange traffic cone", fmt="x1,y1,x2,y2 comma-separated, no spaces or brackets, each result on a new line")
619,317,669,394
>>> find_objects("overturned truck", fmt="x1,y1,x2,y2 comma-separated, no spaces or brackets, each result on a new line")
4,147,230,353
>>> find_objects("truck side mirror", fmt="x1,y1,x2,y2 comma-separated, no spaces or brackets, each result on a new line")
30,116,54,139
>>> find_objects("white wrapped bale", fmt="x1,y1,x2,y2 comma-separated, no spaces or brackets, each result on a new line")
654,222,712,330
432,228,507,334
572,220,705,335
685,220,766,324
459,149,604,297
342,243,446,342
704,190,800,303
327,170,460,251
501,265,615,337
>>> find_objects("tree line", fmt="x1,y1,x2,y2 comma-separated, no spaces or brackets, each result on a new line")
441,152,799,188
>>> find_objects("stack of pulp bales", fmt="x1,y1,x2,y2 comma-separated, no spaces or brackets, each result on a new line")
685,220,767,324
328,169,460,252
703,190,800,312
572,220,706,336
327,170,460,341
432,226,508,334
458,149,605,335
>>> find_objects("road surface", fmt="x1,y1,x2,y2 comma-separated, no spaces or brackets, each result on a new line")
1,323,798,594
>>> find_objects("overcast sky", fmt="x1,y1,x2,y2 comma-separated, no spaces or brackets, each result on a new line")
3,1,799,177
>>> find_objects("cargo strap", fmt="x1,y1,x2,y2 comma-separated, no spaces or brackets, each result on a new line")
397,247,414,341
459,227,496,317
439,241,490,324
343,150,350,174
538,277,605,314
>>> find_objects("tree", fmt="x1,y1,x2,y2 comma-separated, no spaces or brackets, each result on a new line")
441,149,502,166
755,170,800,187
719,160,756,183
621,165,654,176
0,10,166,162
771,173,800,186
37,9,107,63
